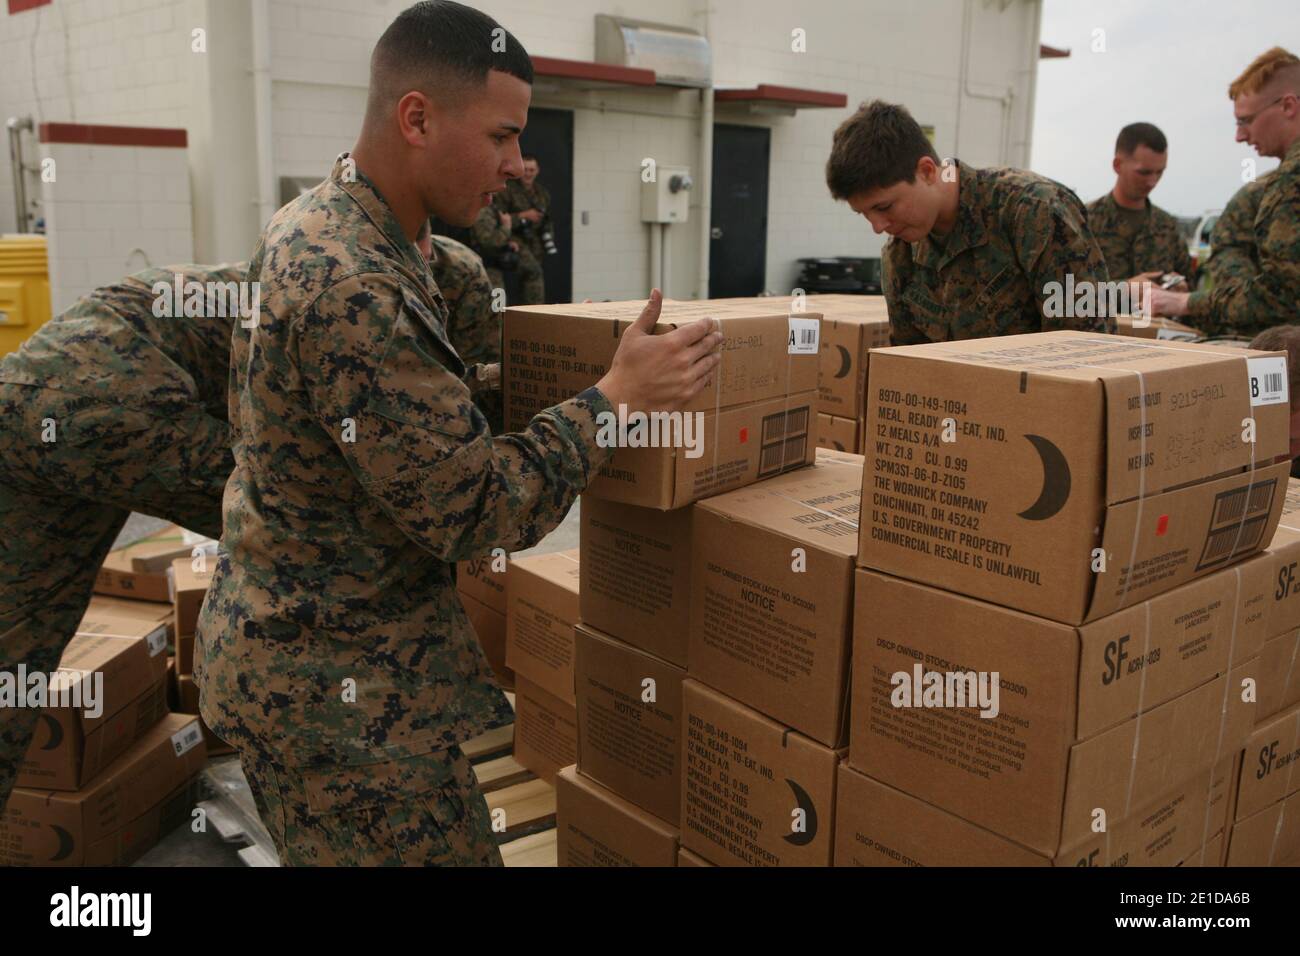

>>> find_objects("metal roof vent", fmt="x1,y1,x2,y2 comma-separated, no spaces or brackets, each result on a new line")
594,14,711,88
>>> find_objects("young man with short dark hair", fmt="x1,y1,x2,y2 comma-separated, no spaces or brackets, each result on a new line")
826,100,1113,345
1086,122,1193,290
195,0,722,867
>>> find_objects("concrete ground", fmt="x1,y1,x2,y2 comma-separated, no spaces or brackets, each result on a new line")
130,499,581,866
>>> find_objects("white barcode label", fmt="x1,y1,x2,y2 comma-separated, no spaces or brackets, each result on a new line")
145,625,167,657
1156,327,1196,341
171,720,203,757
788,317,819,354
1247,357,1288,407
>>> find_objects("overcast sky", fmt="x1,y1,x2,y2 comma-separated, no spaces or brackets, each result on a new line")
1031,0,1300,218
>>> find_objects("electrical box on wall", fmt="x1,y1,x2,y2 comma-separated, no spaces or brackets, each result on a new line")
640,165,693,223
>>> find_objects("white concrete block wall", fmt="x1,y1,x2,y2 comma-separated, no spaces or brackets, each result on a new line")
3,0,1042,304
40,136,192,313
0,0,195,236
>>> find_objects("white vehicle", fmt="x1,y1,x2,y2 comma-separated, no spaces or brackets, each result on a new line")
1189,209,1222,273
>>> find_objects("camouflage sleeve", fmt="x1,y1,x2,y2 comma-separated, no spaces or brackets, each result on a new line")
1014,194,1116,333
1203,186,1261,288
297,274,613,559
1189,176,1300,331
881,242,927,346
1166,221,1194,285
470,208,509,250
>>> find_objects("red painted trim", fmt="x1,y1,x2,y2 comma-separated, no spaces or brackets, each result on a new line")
714,84,848,109
532,55,657,87
8,0,52,14
1040,43,1071,59
38,122,187,148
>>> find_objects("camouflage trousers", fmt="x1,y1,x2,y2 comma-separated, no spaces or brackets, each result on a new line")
238,745,503,866
516,247,545,305
0,382,230,810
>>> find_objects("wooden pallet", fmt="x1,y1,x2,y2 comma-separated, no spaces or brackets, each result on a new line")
466,720,558,867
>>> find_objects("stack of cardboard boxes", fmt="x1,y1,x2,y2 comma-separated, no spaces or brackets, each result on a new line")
2,596,207,865
1222,552,1300,865
507,549,581,783
501,298,825,865
165,554,233,755
836,330,1294,866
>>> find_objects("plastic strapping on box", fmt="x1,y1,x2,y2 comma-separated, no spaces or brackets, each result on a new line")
1123,600,1153,819
1077,364,1149,611
1195,564,1245,863
763,488,860,532
1268,712,1300,868
711,315,723,486
1281,631,1300,715
1268,800,1289,866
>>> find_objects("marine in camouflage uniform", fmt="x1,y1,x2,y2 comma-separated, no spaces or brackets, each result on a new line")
0,247,504,815
1084,191,1194,284
0,263,245,811
468,203,513,293
194,154,613,866
497,177,549,304
1203,171,1276,289
884,161,1116,344
1185,140,1300,339
429,234,502,433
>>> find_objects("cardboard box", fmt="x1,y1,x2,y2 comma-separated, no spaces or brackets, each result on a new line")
834,761,1232,867
1183,833,1224,867
1115,314,1201,341
513,676,577,784
1258,629,1300,721
1232,701,1300,822
94,525,193,602
711,294,891,418
678,847,714,866
579,496,692,666
457,553,508,614
861,331,1291,624
689,450,861,745
506,549,580,703
0,713,207,866
1225,787,1300,866
175,633,195,675
574,623,685,825
32,616,171,750
817,412,860,454
852,568,1257,855
168,556,212,639
555,765,679,867
504,300,819,508
16,678,168,791
174,674,234,756
460,592,512,690
682,679,843,867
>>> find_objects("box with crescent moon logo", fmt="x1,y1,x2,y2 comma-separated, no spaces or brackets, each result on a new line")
0,713,206,866
707,294,891,419
504,300,819,509
14,605,170,791
860,331,1292,624
681,679,844,867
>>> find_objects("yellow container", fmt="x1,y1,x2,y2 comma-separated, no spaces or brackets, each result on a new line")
0,234,52,356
